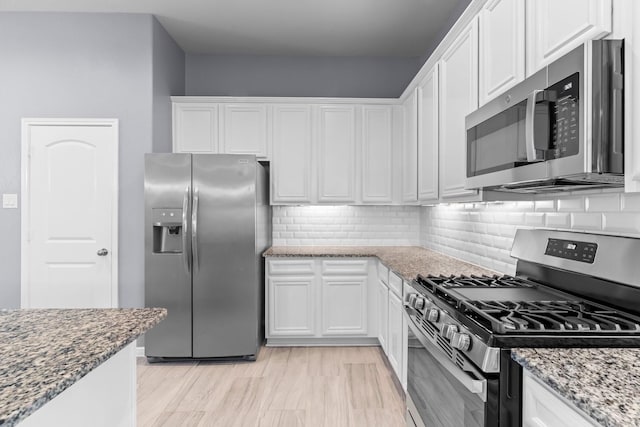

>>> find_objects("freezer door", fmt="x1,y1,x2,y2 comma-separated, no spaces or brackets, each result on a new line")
144,153,192,358
192,154,258,358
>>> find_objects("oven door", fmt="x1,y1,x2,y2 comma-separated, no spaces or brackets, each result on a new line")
405,309,497,427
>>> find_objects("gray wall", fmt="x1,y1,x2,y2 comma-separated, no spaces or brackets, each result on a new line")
153,19,186,153
186,54,419,98
0,12,184,309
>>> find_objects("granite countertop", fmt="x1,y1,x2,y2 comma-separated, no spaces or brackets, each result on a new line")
512,348,640,427
0,308,166,427
263,246,496,281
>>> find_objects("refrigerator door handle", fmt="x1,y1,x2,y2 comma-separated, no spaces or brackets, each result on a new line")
192,186,199,275
182,186,191,275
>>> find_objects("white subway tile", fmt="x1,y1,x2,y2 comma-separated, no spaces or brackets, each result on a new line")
535,200,556,212
557,197,585,212
524,213,545,226
545,213,571,228
586,193,621,212
602,213,640,235
621,193,640,212
571,213,603,231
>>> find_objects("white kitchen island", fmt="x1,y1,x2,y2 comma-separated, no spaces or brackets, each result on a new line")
0,308,166,427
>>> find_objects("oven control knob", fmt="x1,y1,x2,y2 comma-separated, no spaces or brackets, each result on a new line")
451,332,472,351
427,308,440,322
442,324,458,340
413,296,427,310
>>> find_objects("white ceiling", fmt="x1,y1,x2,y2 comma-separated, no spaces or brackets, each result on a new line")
0,0,467,56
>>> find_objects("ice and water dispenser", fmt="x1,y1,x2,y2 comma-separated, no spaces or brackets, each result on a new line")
152,208,184,253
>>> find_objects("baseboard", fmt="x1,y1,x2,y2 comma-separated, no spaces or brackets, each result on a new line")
265,337,381,346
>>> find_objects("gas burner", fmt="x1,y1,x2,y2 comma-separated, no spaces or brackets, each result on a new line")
422,274,534,289
462,300,640,334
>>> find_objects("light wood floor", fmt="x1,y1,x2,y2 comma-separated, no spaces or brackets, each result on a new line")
137,346,406,427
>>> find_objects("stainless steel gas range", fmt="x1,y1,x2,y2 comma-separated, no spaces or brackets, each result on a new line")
404,229,640,427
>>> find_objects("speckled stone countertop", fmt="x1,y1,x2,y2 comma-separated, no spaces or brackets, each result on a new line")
0,308,166,427
512,348,640,427
263,246,496,280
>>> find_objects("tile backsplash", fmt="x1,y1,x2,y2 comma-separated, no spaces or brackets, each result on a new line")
272,205,421,246
420,191,640,275
271,192,640,276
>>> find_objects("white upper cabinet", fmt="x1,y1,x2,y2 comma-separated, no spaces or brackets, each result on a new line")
173,103,219,153
316,105,357,203
402,89,418,203
361,105,394,203
526,0,612,76
439,17,480,200
479,0,525,105
417,64,439,202
271,105,312,204
221,104,270,158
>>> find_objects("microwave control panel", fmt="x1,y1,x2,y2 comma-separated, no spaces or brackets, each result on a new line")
549,73,580,158
545,238,597,264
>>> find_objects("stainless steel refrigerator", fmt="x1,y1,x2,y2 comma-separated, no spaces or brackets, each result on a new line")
144,153,271,361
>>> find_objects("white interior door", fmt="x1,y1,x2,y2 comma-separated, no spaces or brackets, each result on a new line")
21,119,118,308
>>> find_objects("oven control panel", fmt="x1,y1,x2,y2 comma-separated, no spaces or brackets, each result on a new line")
545,238,597,263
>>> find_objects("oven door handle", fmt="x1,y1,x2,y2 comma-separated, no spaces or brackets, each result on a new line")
405,309,487,402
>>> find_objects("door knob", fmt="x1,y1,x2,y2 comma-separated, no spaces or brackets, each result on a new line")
97,248,109,256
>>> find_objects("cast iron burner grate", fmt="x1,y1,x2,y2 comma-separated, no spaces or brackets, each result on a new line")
423,274,534,289
461,300,640,334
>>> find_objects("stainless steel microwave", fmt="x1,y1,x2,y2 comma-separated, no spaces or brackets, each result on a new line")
465,39,624,194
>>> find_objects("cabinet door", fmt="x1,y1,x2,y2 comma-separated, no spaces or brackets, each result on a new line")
362,105,393,203
268,276,315,337
321,276,368,335
417,65,439,202
221,104,269,158
479,0,525,105
387,291,404,380
173,103,218,153
271,105,312,204
439,17,479,200
377,279,389,353
316,105,356,203
402,90,418,203
526,0,612,76
523,371,598,427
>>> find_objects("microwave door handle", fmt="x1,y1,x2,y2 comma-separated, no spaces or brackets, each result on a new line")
525,90,546,162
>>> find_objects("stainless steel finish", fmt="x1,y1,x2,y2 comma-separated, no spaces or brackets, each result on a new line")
511,229,640,290
466,40,624,193
405,280,501,373
182,187,190,275
427,308,440,322
525,90,546,162
442,324,458,339
97,248,108,256
144,153,193,358
191,187,199,275
407,311,487,401
451,332,472,351
145,153,271,360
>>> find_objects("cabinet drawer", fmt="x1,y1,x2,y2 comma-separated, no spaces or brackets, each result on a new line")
268,259,315,275
377,262,389,284
388,271,403,298
321,259,369,275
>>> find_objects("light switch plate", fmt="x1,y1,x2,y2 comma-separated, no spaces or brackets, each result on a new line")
2,194,18,209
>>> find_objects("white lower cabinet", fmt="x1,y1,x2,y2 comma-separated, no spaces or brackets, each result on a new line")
321,275,368,336
387,291,404,380
266,258,377,344
523,370,599,427
377,279,389,353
